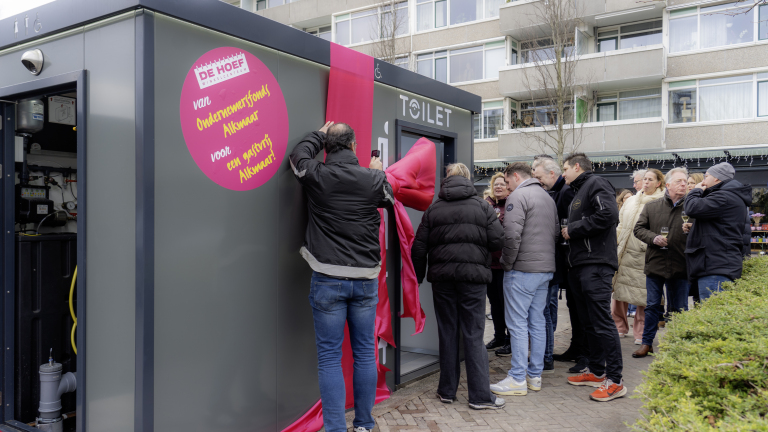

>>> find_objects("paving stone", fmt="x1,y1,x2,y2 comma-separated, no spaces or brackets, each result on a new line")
341,300,657,432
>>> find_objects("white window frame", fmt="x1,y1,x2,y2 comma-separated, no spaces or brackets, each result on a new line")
414,0,502,34
668,1,760,55
517,98,576,128
593,88,662,122
666,72,768,125
474,100,505,140
414,38,506,85
596,18,662,53
333,2,409,47
306,25,332,42
519,36,575,65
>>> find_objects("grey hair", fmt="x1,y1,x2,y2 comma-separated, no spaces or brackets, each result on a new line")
632,169,648,180
532,157,562,176
446,162,471,179
665,167,689,184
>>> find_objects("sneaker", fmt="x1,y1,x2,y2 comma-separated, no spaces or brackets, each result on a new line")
568,362,588,373
485,337,505,350
618,333,626,338
634,339,642,345
486,313,493,320
436,393,456,404
589,379,627,402
567,369,605,387
490,376,527,396
495,344,511,357
469,396,506,410
629,312,636,318
353,427,373,432
526,375,542,391
552,349,578,362
542,361,554,374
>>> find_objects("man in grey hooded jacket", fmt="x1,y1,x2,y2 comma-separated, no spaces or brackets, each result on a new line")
490,162,559,397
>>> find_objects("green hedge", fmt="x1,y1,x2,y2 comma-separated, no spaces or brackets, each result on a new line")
632,256,768,430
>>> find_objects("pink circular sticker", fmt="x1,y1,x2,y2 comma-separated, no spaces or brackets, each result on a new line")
179,47,289,191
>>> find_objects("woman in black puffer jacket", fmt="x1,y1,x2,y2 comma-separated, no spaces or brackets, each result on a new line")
411,163,505,410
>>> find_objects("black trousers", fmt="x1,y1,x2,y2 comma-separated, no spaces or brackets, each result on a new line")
487,269,508,341
432,281,494,405
568,264,623,383
565,284,588,363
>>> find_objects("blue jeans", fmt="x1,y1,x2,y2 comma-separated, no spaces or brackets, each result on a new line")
642,276,689,346
543,284,559,363
698,275,733,301
503,270,553,381
309,272,378,432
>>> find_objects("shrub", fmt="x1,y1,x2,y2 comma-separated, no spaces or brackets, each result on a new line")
632,256,768,431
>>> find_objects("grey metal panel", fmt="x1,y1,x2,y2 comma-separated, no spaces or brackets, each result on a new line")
274,53,326,430
152,14,279,432
83,16,137,432
0,31,84,89
134,10,155,432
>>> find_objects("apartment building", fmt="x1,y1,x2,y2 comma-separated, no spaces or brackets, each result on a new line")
240,0,767,216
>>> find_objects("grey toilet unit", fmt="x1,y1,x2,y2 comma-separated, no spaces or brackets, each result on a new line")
0,1,480,431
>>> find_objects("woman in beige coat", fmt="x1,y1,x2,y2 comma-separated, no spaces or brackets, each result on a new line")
612,169,665,344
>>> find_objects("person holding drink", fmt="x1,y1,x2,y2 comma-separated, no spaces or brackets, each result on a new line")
611,169,665,345
631,168,690,358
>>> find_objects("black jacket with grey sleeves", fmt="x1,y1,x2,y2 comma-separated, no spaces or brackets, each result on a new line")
411,175,504,284
565,171,620,270
290,131,394,279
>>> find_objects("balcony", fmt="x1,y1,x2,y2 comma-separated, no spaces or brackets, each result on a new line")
500,0,665,40
499,45,664,100
495,118,663,158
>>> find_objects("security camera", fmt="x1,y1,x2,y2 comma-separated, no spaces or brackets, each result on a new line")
21,49,43,75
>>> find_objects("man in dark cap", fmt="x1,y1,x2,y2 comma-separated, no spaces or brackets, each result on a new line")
684,162,752,301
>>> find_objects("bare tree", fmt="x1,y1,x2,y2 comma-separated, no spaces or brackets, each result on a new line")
369,0,411,68
515,0,595,165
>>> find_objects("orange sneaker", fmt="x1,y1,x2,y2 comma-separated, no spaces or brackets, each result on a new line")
566,369,605,387
589,379,627,402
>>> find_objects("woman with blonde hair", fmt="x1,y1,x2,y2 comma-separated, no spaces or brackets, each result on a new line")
411,162,506,410
616,190,634,211
482,172,512,353
687,172,704,193
612,169,666,344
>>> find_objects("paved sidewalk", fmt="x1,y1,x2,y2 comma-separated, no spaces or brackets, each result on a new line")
355,299,661,432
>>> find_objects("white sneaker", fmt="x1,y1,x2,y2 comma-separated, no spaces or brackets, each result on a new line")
490,376,527,396
634,339,642,345
354,427,373,432
469,396,506,410
618,333,626,338
526,375,542,391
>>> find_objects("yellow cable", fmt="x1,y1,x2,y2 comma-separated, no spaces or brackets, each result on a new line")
69,266,77,355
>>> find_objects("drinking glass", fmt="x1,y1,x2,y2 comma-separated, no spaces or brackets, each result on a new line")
681,210,690,235
660,226,669,250
560,218,569,246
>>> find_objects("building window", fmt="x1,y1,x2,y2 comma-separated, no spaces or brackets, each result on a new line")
758,72,768,116
416,0,502,31
306,26,332,41
416,40,505,84
761,4,768,41
669,74,755,123
473,101,504,139
520,37,574,63
669,2,755,53
335,2,408,46
256,0,266,10
596,19,662,52
595,88,661,121
518,100,574,127
394,56,410,69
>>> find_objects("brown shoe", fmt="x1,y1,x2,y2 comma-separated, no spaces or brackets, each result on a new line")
658,321,666,328
632,345,653,358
